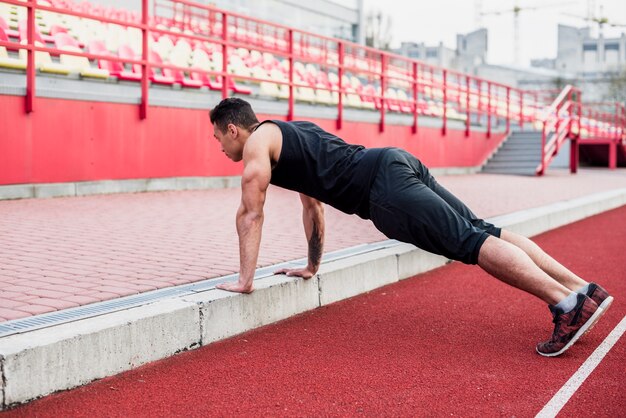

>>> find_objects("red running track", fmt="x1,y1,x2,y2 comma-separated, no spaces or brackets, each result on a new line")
3,206,626,417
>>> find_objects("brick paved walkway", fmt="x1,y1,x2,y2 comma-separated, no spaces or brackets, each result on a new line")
1,168,625,322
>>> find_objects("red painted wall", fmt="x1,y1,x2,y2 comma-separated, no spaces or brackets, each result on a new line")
0,95,506,185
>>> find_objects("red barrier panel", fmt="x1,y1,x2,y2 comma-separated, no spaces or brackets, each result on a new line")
0,95,506,185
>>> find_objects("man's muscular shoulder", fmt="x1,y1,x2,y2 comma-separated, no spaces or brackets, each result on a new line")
245,122,283,166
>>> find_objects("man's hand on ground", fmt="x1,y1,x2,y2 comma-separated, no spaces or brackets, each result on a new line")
274,267,316,279
216,281,254,293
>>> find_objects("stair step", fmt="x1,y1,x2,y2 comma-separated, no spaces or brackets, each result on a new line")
481,131,545,176
502,140,542,145
481,167,537,176
494,148,542,155
510,132,542,137
499,144,542,150
485,161,539,169
508,135,541,141
489,156,541,163
510,131,542,135
506,136,543,141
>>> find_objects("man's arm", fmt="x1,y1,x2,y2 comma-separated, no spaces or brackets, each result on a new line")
216,139,271,293
275,194,325,278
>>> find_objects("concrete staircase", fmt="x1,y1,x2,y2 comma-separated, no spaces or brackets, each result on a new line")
482,131,543,176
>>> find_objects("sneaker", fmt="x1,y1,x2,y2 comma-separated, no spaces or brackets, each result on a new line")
581,283,613,336
536,293,603,357
586,282,614,313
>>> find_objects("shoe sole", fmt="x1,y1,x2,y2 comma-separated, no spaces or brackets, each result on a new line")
536,302,607,357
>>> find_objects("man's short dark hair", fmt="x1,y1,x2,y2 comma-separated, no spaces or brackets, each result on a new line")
210,98,259,133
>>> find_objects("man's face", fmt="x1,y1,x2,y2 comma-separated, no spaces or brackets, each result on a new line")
213,123,243,162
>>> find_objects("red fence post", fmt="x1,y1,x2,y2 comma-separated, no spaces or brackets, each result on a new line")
221,12,229,100
336,41,344,130
477,79,484,132
412,61,418,134
620,105,626,140
539,120,547,176
506,86,511,134
608,141,617,169
25,0,36,113
578,90,582,137
570,130,579,174
140,0,149,119
456,73,461,110
465,76,470,137
442,69,447,136
519,90,524,130
379,54,386,133
287,29,294,121
570,89,581,174
615,103,619,141
534,92,539,121
486,81,491,138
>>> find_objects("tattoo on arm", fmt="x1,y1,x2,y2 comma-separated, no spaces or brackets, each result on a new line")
308,221,323,269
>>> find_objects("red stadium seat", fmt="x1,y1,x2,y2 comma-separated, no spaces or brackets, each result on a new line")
147,50,175,85
361,84,382,110
18,20,46,45
53,32,108,78
89,40,141,81
49,24,68,36
0,16,19,39
115,44,145,81
165,40,203,88
189,48,223,90
18,20,54,44
228,78,252,95
0,26,27,70
190,71,223,90
164,65,204,88
53,32,80,49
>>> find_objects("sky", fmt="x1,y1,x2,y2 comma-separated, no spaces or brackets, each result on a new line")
364,0,626,67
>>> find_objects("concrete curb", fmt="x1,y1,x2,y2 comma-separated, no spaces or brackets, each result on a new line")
0,177,243,200
1,188,625,410
0,170,483,200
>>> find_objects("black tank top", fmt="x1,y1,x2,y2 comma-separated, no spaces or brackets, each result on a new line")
261,120,387,219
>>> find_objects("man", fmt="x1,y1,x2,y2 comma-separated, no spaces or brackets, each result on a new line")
210,97,613,357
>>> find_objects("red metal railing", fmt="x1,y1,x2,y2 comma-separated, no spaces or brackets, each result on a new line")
0,0,623,168
578,102,626,169
536,85,582,176
580,102,626,141
0,0,543,134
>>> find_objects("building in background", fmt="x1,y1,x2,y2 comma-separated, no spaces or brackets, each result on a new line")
533,24,626,101
455,28,488,74
206,0,364,43
474,64,573,91
553,24,626,74
394,28,489,75
394,41,456,68
393,27,567,93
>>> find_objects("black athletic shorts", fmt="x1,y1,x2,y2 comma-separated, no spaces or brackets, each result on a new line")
368,148,501,265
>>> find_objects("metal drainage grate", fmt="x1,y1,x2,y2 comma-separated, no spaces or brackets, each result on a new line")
0,240,401,338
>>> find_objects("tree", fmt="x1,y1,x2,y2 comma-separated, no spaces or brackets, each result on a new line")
364,9,393,51
552,76,567,91
604,70,626,105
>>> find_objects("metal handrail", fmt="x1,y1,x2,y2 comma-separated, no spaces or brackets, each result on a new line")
537,85,581,175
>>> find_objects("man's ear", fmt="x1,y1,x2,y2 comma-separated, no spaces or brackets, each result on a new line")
227,123,238,137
